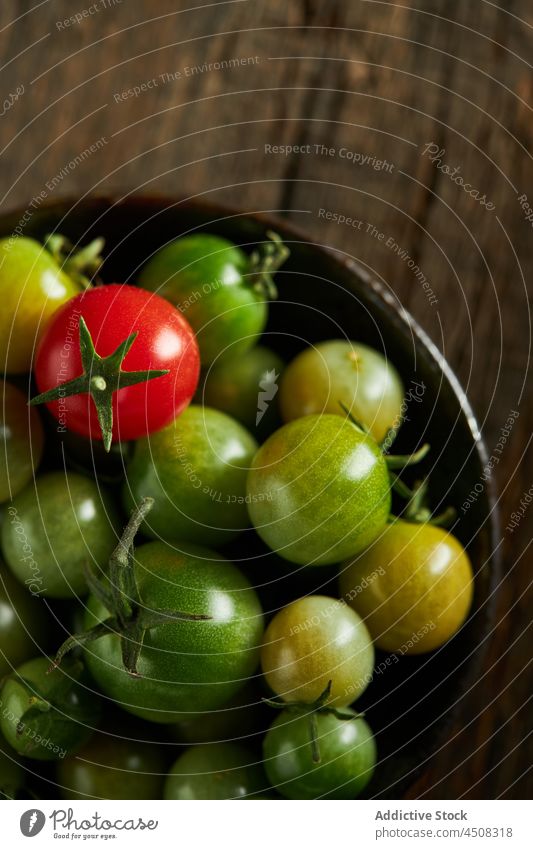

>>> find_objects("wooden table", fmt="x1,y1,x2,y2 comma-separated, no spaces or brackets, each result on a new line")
1,0,531,799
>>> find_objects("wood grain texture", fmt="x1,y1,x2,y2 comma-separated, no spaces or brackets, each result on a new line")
0,0,531,798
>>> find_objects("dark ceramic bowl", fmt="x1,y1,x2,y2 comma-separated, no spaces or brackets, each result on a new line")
1,195,500,798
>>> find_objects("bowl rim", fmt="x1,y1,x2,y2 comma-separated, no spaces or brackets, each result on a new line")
2,192,503,796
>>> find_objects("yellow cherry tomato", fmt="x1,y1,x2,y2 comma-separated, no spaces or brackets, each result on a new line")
0,237,81,373
279,340,404,443
260,595,374,706
339,520,474,654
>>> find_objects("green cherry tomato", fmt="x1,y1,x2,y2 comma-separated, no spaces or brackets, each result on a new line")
261,596,374,706
0,566,50,677
57,733,167,800
247,414,391,565
0,656,101,761
83,542,264,723
1,471,120,598
0,382,44,502
339,520,474,654
279,340,405,443
123,406,258,547
263,707,376,799
0,732,25,799
0,237,82,374
198,345,284,440
139,234,287,366
170,681,266,745
164,742,267,799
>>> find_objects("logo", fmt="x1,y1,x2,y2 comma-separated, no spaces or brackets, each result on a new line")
20,810,46,837
256,369,279,425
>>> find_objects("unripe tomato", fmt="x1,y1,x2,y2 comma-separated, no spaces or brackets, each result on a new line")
165,742,267,799
57,734,167,800
123,406,258,546
83,542,264,723
279,340,404,443
1,471,120,599
247,414,391,565
339,520,474,653
0,237,81,373
0,382,44,502
263,707,376,799
261,596,374,706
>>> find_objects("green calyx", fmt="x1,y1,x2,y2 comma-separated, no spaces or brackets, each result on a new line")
390,476,456,527
51,497,211,677
339,401,431,472
247,230,290,300
44,233,105,289
263,681,361,764
30,316,169,451
15,658,94,738
338,402,455,526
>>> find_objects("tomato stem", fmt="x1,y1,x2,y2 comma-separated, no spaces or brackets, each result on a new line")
384,443,430,470
262,680,362,764
248,231,289,300
50,497,211,677
29,316,169,452
44,233,105,288
392,477,457,527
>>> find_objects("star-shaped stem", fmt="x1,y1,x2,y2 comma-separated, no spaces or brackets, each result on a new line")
30,316,169,451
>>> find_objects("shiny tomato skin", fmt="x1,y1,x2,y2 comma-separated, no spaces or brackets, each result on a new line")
33,284,200,444
260,596,374,706
247,414,391,565
263,707,376,799
83,541,264,723
340,520,474,654
0,237,81,374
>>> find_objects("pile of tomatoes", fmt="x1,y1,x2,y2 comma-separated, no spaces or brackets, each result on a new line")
0,227,474,800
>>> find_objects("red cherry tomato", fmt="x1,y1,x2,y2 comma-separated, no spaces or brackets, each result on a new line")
34,284,199,445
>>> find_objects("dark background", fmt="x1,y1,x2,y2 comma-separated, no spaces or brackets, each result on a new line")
1,0,531,798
